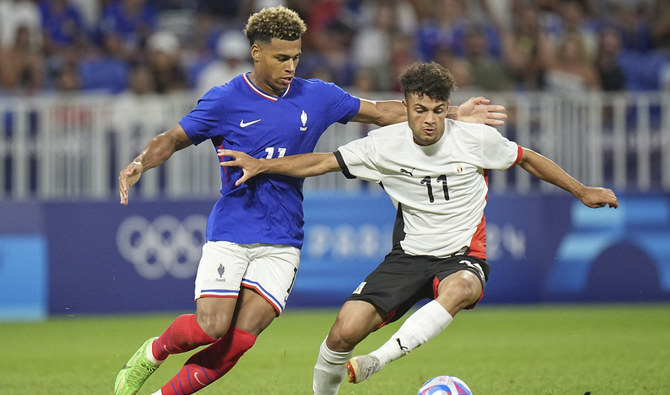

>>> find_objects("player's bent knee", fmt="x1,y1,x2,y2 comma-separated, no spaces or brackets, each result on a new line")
438,272,482,311
457,282,481,306
326,300,381,351
196,297,237,339
196,312,231,339
326,323,366,352
325,329,353,351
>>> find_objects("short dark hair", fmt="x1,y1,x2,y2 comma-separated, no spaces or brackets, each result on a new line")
399,62,456,102
244,6,307,45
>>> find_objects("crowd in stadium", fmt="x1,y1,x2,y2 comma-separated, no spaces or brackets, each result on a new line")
1,0,670,97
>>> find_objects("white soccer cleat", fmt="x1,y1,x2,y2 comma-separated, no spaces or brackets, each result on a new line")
345,354,381,384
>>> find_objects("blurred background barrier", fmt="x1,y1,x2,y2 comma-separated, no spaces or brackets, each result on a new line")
1,91,670,200
1,192,668,319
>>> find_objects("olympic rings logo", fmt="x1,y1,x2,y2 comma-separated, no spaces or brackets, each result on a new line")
116,215,207,280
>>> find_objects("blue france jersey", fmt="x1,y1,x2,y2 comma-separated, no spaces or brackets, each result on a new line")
179,73,361,247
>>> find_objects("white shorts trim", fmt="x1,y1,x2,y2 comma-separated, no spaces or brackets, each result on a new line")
194,241,300,315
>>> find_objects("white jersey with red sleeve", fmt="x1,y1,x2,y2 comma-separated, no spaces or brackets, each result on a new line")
335,119,522,259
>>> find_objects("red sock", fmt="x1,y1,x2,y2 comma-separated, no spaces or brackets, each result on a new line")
160,328,257,395
152,314,216,362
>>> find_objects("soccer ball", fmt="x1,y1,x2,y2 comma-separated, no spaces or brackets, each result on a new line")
417,375,472,395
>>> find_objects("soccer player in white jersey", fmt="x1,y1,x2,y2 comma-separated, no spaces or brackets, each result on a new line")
219,62,619,394
114,6,508,395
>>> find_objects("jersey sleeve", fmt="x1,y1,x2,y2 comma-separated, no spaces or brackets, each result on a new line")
479,125,522,170
317,80,361,125
335,136,381,183
178,86,224,146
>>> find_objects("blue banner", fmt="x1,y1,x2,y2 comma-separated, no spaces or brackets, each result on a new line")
0,235,48,321
44,201,212,314
544,196,670,302
0,202,47,321
295,193,670,306
291,193,396,307
1,192,669,318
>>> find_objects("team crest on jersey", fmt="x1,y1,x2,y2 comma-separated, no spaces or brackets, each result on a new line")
300,110,308,131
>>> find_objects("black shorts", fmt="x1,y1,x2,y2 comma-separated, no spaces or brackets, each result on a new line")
347,246,490,325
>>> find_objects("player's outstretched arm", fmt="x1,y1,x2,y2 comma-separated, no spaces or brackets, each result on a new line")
454,96,507,126
350,99,406,126
119,124,192,205
517,147,619,209
218,149,341,186
350,97,506,127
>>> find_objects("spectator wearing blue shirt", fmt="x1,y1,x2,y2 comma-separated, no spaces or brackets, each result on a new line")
98,0,157,59
40,0,87,48
78,33,129,93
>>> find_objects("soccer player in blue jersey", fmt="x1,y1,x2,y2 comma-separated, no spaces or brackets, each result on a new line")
114,6,506,395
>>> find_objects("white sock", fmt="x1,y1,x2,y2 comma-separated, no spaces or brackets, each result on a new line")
145,340,163,366
313,339,353,395
370,300,453,367
149,391,162,395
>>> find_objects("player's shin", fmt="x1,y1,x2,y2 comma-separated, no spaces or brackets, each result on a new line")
313,339,353,395
371,300,453,367
160,328,256,395
152,314,216,362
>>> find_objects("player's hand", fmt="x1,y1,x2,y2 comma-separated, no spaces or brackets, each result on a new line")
218,149,262,186
579,186,619,209
457,97,507,126
119,161,143,205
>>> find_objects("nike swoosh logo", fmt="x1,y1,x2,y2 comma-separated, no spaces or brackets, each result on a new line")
240,119,261,128
194,372,206,386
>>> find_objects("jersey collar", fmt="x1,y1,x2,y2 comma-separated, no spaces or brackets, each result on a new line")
243,73,291,102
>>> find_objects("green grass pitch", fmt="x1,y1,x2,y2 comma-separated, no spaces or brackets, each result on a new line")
1,303,668,394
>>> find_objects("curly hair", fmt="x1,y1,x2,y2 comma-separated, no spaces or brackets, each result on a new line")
399,62,456,102
244,6,307,45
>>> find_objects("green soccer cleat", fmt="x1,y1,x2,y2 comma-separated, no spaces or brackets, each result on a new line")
114,337,160,395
